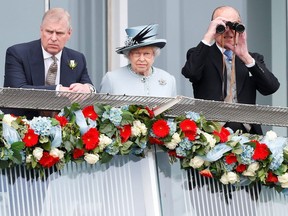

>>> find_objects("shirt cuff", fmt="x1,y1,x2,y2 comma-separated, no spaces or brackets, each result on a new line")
85,83,96,93
56,84,62,91
245,58,255,68
201,39,214,46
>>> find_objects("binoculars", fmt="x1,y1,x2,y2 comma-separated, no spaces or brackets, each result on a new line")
216,21,245,34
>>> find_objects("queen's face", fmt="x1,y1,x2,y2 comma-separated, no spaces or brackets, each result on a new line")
128,46,155,76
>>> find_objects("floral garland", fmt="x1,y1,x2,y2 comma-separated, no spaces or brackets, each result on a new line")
1,103,288,195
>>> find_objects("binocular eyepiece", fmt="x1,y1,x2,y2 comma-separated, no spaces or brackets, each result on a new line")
216,21,245,34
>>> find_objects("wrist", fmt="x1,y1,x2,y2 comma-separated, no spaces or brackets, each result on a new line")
85,83,96,93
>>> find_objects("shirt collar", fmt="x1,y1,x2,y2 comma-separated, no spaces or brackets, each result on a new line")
42,46,62,61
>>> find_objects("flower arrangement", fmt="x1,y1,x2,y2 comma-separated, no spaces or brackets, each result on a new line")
1,103,288,195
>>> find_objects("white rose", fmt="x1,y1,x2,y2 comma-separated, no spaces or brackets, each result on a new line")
265,130,277,141
33,147,43,161
131,120,147,136
26,154,32,163
165,141,177,150
220,173,229,185
278,173,288,184
201,131,216,148
50,148,65,159
2,114,17,126
131,126,141,137
172,133,181,143
189,156,205,169
227,172,239,184
247,162,259,172
284,147,288,156
99,134,112,150
139,124,147,135
242,170,255,177
84,153,99,164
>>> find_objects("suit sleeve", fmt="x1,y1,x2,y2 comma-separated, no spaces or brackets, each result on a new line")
249,53,280,95
181,41,211,83
4,46,56,90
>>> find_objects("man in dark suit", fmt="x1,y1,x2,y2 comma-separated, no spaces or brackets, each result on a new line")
3,8,95,118
182,6,280,134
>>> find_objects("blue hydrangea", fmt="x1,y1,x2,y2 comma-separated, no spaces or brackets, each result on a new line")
102,107,123,126
223,160,236,172
270,151,284,171
30,117,52,136
132,148,144,155
167,118,176,135
231,134,250,145
105,140,119,155
240,145,254,165
0,148,13,160
138,141,147,149
176,146,187,157
120,105,129,110
185,111,200,121
179,137,193,150
149,130,156,137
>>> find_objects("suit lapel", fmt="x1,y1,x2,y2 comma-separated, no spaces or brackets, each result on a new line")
211,44,225,81
60,48,75,86
30,40,45,85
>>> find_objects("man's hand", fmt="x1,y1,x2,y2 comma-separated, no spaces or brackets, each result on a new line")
226,32,254,65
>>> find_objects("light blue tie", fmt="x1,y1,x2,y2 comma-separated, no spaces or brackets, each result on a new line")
224,50,233,62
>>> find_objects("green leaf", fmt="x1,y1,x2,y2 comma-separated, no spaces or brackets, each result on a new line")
121,111,134,125
120,141,133,155
10,141,25,151
11,151,23,164
0,161,9,169
99,122,116,137
100,152,113,163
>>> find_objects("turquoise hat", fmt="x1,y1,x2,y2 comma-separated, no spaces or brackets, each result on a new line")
116,24,166,54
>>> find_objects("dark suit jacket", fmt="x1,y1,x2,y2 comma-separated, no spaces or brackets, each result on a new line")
182,42,280,134
3,39,93,118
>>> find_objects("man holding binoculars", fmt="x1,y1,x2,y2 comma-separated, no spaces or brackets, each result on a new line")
182,5,279,135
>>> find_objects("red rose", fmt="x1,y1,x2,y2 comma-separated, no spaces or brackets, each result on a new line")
179,119,197,141
266,171,278,183
145,107,155,118
167,150,185,158
82,128,100,150
183,131,196,141
149,137,164,145
168,150,177,157
82,105,98,121
252,141,270,161
213,127,230,142
152,119,170,138
73,148,85,159
179,119,197,132
39,152,59,168
199,169,213,178
54,115,68,127
120,125,132,143
22,129,39,147
225,153,237,164
235,164,247,173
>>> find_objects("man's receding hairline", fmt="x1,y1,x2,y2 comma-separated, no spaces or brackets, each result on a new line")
211,6,241,21
41,8,71,30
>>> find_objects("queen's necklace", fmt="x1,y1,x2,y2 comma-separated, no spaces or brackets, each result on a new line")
127,64,154,83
